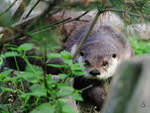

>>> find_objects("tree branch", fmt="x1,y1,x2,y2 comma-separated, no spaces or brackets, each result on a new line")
22,0,41,20
72,10,101,60
0,0,18,16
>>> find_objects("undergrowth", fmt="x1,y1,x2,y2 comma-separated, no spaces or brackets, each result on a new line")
0,41,84,113
129,37,150,55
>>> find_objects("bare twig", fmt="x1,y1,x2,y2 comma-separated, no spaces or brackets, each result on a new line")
31,10,90,35
0,0,18,16
72,10,101,60
105,8,150,20
0,0,62,44
22,0,41,20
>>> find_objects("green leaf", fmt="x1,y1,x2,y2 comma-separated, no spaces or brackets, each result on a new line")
47,53,61,59
71,63,85,71
1,87,17,93
25,65,43,75
59,74,68,80
60,51,71,59
17,72,38,83
17,43,35,52
0,70,12,80
72,93,83,101
72,70,85,76
28,85,46,97
30,103,54,113
58,84,74,92
2,77,18,83
57,91,72,97
62,105,76,113
47,64,65,68
63,59,73,65
3,52,20,57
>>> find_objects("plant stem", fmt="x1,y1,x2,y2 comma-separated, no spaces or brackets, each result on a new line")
72,10,101,60
42,38,50,98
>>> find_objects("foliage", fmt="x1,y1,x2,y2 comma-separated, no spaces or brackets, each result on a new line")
129,37,150,55
0,0,150,113
0,41,83,113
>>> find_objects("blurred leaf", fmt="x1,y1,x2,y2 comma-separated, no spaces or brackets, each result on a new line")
17,72,39,83
3,51,20,57
1,87,17,93
30,103,54,113
60,51,71,59
62,105,76,113
59,74,68,80
129,37,150,55
72,93,83,101
25,65,43,75
0,70,12,80
17,43,35,52
28,84,46,97
47,53,61,59
58,84,74,92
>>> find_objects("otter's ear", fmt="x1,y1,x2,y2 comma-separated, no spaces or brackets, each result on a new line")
71,44,77,56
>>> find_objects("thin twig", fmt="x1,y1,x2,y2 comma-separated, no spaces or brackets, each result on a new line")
0,0,18,16
105,8,150,20
53,10,90,26
22,0,41,20
31,10,90,35
72,10,101,60
81,84,93,91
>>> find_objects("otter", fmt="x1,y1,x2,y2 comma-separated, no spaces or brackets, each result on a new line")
65,23,134,79
57,11,134,112
50,10,134,79
1,10,134,112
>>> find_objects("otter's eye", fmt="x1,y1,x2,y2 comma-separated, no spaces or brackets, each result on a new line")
80,51,84,56
112,54,116,58
103,61,108,67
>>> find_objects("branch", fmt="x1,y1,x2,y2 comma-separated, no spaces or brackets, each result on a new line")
53,10,90,25
21,0,41,20
0,0,63,44
72,10,100,60
31,10,90,35
105,8,150,20
0,0,18,16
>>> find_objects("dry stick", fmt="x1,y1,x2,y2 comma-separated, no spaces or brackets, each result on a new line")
0,0,62,44
22,0,41,20
31,10,90,35
72,11,100,60
0,0,18,16
105,8,150,20
53,10,90,25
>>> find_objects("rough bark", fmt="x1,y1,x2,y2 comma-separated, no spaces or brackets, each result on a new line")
102,55,150,113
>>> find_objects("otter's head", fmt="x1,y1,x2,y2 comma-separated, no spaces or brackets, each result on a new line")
71,42,121,79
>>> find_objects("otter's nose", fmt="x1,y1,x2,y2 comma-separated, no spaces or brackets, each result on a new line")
89,69,100,76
